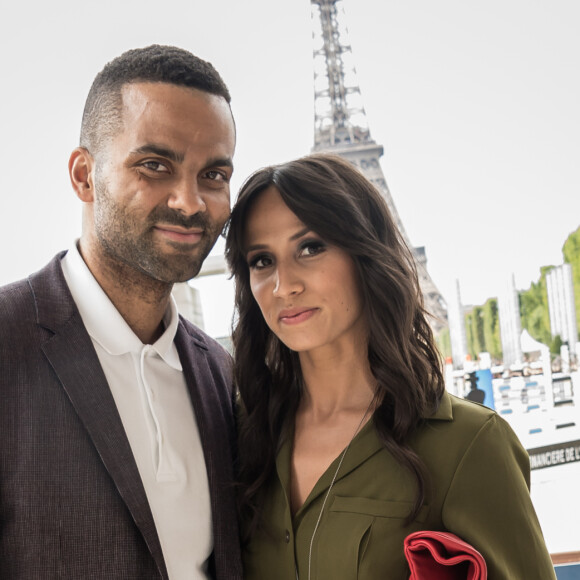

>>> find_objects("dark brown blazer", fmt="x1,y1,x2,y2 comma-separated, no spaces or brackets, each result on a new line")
0,253,242,579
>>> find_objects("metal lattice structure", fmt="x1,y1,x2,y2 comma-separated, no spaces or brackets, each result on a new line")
311,0,447,331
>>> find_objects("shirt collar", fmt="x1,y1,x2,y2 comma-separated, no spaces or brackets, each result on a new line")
60,242,182,370
425,390,453,421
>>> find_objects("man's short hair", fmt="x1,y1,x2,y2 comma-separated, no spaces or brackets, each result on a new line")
80,44,231,156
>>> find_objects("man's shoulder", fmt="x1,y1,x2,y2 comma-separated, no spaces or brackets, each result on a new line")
0,272,45,352
0,253,70,324
0,274,36,318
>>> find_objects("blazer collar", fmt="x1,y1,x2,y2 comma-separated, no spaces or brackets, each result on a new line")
28,253,169,579
426,390,454,421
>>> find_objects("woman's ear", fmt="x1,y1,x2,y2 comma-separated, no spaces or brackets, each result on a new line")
68,147,95,203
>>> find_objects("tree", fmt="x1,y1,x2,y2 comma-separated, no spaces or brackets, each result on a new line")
482,297,502,361
562,226,580,339
436,327,452,361
446,225,579,368
519,266,553,346
465,306,485,360
550,334,563,355
465,309,476,360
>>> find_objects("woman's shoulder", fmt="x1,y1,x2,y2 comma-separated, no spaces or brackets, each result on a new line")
428,390,499,426
415,390,522,458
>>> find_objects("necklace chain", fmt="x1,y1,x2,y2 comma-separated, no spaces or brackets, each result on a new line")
295,398,375,580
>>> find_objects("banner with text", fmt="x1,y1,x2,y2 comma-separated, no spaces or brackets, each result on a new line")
528,440,580,470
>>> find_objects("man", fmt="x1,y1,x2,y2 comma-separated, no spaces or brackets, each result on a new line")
0,45,241,579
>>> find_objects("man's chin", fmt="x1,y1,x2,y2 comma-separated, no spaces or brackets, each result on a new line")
156,244,211,277
165,258,205,284
171,270,201,284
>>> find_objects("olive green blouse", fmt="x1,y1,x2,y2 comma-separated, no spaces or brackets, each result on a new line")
242,392,556,579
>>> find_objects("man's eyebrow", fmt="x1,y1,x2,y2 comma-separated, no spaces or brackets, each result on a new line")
130,147,233,171
131,144,184,163
205,156,234,170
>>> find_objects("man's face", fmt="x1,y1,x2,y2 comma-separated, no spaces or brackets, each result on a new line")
88,82,235,284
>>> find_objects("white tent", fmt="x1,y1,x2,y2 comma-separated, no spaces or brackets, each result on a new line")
520,329,548,353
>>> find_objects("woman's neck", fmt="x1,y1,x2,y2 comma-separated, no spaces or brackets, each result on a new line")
298,351,376,420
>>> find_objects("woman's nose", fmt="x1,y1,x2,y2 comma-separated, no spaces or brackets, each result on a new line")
272,263,304,298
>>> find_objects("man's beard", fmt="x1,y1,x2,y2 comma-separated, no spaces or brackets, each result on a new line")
93,182,223,284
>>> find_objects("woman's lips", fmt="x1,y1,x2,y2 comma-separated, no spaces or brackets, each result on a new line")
278,307,318,325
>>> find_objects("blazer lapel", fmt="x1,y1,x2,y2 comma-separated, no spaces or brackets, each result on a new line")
174,321,240,577
29,255,168,579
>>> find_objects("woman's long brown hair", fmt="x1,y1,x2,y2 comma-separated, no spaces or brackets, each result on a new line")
225,154,445,539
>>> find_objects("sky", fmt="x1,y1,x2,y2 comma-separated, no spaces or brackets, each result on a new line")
1,0,579,337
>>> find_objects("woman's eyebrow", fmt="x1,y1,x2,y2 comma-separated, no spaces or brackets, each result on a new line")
289,227,311,241
245,227,312,254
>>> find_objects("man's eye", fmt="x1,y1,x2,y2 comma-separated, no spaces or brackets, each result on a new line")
142,160,169,173
205,170,229,182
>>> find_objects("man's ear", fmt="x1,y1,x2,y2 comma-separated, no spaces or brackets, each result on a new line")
69,147,95,202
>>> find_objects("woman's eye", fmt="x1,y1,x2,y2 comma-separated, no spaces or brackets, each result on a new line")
299,240,326,257
248,254,272,270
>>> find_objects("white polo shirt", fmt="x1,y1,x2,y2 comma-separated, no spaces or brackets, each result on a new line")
61,244,212,579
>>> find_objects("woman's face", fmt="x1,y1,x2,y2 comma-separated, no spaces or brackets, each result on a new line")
244,185,367,356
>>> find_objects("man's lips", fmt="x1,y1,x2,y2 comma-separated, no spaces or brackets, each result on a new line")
278,307,318,325
154,225,203,244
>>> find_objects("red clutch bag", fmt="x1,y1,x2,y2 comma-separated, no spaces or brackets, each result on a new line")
404,531,487,580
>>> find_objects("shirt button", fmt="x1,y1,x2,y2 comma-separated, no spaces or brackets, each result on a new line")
285,530,290,543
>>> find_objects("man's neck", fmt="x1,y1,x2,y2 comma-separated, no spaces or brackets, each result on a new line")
78,243,174,344
104,282,172,344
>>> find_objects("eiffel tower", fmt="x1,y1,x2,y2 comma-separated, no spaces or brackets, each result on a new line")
311,0,447,332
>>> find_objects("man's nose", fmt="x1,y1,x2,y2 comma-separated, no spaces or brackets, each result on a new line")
167,178,206,215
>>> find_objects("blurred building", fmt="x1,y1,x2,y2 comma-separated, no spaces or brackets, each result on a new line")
448,279,468,368
546,263,578,349
172,282,204,328
498,274,523,367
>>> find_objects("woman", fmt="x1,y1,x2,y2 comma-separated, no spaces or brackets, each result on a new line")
225,154,555,579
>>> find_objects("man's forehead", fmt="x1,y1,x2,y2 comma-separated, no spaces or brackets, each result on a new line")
110,82,235,159
119,81,225,111
118,82,234,134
